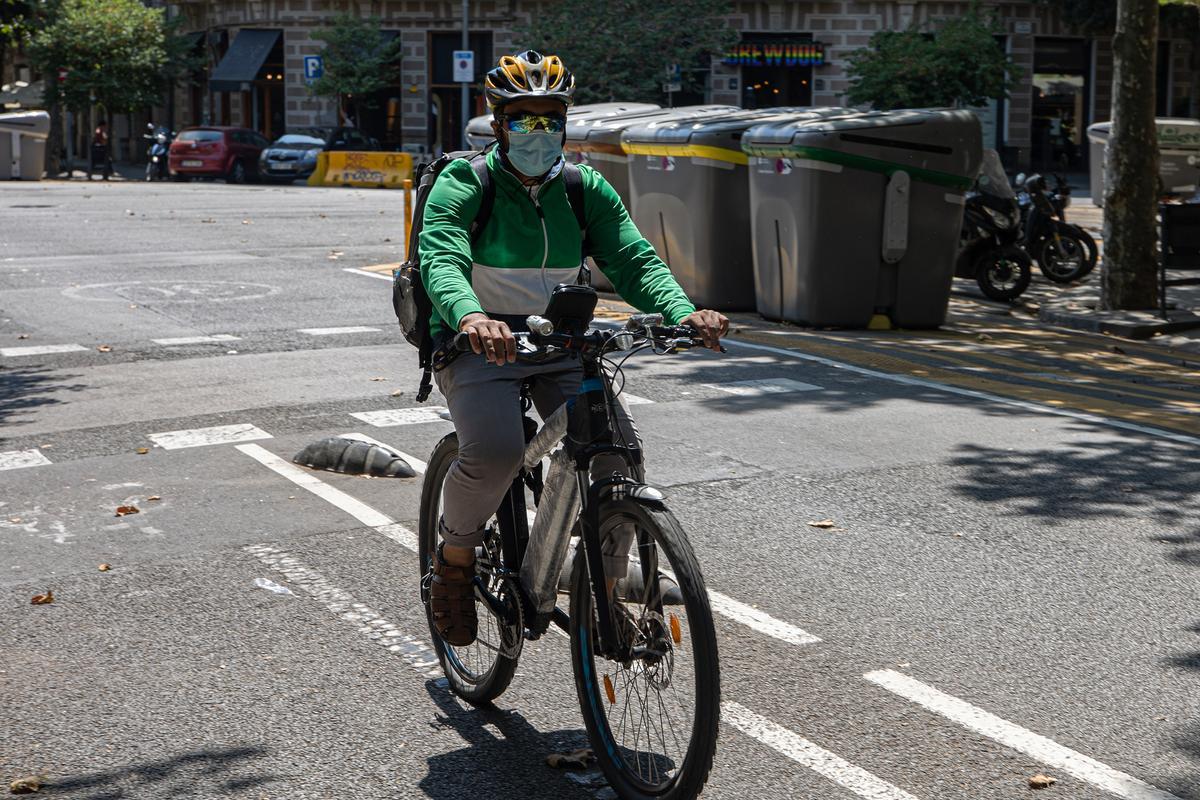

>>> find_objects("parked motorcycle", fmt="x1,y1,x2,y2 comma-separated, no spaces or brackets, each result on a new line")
1015,172,1098,283
956,149,1032,302
143,124,174,181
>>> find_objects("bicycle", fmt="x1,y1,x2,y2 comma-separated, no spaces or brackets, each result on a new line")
417,298,720,800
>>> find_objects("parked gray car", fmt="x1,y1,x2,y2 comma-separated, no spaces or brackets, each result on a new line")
258,127,380,183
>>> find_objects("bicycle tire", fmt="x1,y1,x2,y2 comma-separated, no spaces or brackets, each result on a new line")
568,500,719,800
418,433,520,705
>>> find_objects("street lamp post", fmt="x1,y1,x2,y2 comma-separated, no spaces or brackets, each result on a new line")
461,0,469,150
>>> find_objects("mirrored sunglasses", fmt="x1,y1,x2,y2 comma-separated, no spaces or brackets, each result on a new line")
502,113,566,134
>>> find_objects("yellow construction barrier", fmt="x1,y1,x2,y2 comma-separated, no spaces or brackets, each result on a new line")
308,151,413,188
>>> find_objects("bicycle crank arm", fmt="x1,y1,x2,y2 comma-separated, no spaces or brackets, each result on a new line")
473,577,518,626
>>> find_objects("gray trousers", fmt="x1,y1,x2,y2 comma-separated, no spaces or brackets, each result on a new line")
434,352,640,578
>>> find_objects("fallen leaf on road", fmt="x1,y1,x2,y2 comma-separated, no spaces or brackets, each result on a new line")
977,333,993,342
807,519,837,529
136,447,149,455
8,517,22,523
1111,346,1126,354
390,389,404,397
241,219,253,225
39,444,51,449
115,505,140,517
147,495,161,502
383,237,392,242
9,775,42,793
545,748,595,769
318,213,327,218
200,218,215,223
17,333,29,339
98,563,112,571
1028,773,1057,789
370,376,387,382
30,590,54,605
96,344,112,352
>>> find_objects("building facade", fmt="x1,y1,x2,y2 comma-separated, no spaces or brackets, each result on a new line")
162,0,1197,169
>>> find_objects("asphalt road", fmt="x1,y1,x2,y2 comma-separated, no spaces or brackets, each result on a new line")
2,179,1198,800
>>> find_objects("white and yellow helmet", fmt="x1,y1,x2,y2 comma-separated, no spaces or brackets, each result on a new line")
484,50,576,111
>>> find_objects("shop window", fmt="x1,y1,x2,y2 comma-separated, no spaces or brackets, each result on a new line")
725,34,819,109
1032,38,1089,170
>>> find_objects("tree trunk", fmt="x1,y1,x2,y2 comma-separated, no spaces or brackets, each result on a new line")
45,100,63,177
1101,0,1160,310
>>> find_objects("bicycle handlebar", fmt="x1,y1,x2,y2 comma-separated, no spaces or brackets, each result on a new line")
450,318,711,358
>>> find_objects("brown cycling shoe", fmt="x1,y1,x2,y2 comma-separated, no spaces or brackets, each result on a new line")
430,543,477,647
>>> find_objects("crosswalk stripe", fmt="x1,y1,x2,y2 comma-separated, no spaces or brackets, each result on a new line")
864,670,1184,800
349,407,449,427
723,702,919,799
152,335,241,345
706,378,822,396
1,343,88,357
147,423,272,450
297,326,382,336
0,448,53,471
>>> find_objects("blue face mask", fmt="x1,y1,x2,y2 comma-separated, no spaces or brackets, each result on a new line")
504,130,562,177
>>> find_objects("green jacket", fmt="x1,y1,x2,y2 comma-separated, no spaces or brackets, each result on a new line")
418,149,696,338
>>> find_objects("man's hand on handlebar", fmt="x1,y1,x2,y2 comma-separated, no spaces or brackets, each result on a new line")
679,310,729,352
458,312,517,365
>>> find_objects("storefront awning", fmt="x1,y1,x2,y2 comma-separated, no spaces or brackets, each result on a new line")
209,29,281,92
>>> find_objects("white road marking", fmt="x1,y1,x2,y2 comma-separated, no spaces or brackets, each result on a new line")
152,334,241,345
245,544,442,677
342,433,428,474
343,267,393,282
0,343,88,357
706,378,822,396
350,407,450,427
619,392,654,405
297,326,382,336
253,577,293,595
0,449,52,471
864,670,1184,800
727,338,1200,448
147,423,272,450
704,590,821,646
723,702,919,800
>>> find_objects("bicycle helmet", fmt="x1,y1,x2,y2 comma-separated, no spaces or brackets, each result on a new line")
484,50,576,111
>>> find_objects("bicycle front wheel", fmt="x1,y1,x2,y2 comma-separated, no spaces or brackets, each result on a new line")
569,500,719,800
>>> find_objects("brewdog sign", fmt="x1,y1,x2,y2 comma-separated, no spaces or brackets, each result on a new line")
723,42,826,68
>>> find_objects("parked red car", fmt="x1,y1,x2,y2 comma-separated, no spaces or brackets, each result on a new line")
168,126,270,183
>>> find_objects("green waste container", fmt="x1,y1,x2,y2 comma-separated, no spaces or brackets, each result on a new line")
564,104,738,292
622,107,852,311
742,108,982,328
1087,118,1200,206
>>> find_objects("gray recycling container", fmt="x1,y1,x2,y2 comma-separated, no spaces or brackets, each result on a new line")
464,101,661,150
565,104,738,292
742,109,982,328
0,110,49,180
1087,118,1200,206
622,107,852,311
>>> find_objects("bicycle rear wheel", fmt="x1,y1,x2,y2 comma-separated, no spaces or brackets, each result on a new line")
568,500,719,800
419,433,521,705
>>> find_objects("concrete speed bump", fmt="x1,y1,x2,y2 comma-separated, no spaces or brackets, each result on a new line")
308,151,413,188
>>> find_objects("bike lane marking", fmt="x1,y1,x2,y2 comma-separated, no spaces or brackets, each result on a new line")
722,702,920,800
0,448,53,471
152,334,242,345
244,543,442,677
726,337,1200,448
1,343,89,357
349,407,450,427
864,670,1184,800
342,267,393,282
297,326,382,336
147,423,273,450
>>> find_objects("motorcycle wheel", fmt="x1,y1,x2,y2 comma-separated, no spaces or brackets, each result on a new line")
1036,225,1093,283
975,245,1032,302
144,162,154,182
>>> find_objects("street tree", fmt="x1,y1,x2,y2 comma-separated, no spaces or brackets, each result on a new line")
521,0,737,105
845,3,1020,109
308,15,402,127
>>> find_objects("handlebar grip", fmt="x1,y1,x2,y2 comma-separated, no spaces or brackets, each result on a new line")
452,332,474,352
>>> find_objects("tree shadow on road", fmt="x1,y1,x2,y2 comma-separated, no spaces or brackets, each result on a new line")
418,679,595,800
0,365,88,432
26,744,277,798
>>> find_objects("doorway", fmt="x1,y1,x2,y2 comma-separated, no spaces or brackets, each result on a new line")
1031,38,1089,171
428,31,492,154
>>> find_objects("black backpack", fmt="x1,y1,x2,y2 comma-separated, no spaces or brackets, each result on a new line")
393,147,589,402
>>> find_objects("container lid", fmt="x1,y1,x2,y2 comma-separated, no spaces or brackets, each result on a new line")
0,109,50,136
1088,118,1200,149
742,108,982,188
622,107,853,164
467,101,661,138
567,105,739,149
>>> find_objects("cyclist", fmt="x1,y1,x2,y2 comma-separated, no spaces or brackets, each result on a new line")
422,50,728,646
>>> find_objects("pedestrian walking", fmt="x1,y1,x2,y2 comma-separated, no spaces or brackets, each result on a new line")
89,120,112,181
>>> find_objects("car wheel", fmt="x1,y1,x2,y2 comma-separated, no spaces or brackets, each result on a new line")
228,159,247,184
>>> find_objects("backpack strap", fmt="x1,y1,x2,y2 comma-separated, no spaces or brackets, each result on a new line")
469,151,495,244
561,162,591,283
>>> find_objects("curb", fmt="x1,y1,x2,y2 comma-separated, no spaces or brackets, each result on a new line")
1038,303,1200,339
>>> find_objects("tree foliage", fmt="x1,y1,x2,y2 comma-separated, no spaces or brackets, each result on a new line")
1037,0,1200,34
27,0,171,113
846,3,1020,109
521,0,737,105
309,14,402,120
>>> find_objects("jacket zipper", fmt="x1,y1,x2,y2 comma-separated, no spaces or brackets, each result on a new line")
529,183,551,296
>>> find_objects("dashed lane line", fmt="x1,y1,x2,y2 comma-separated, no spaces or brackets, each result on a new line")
864,670,1184,800
297,326,382,336
244,543,442,677
1,343,89,357
723,702,919,799
0,448,53,471
343,267,393,282
147,423,273,451
705,377,823,396
152,334,242,345
349,407,450,427
726,337,1200,448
